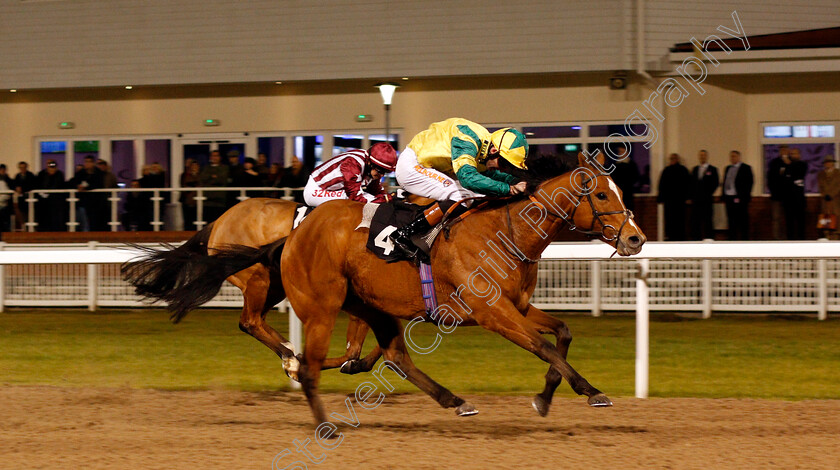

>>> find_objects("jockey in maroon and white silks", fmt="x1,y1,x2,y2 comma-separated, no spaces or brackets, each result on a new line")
303,143,398,207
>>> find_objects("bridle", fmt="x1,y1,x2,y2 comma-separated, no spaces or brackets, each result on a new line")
562,171,634,243
503,171,634,262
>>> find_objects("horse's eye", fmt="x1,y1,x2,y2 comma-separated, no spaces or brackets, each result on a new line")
596,192,607,200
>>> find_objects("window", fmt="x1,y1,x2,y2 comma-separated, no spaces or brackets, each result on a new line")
503,122,653,193
761,122,839,194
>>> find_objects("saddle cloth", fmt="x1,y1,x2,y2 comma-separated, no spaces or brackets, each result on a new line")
364,200,437,262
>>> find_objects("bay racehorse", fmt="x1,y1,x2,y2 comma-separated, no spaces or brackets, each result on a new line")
270,151,645,424
121,197,380,378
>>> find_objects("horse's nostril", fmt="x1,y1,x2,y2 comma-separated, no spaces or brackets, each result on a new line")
628,235,641,246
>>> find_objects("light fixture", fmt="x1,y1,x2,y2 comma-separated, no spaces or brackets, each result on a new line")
125,85,133,90
275,81,283,85
204,119,220,127
10,89,17,93
401,77,409,81
58,122,75,130
375,82,401,144
376,82,400,106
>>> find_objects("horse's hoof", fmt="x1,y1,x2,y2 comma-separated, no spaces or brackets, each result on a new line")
455,403,479,417
339,359,363,375
282,355,301,383
532,395,550,417
587,393,613,407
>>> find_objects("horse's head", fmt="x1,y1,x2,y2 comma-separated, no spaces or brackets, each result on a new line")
532,152,646,256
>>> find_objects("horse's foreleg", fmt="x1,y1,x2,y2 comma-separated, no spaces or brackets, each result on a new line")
321,315,383,374
524,306,573,416
363,312,477,416
478,302,611,408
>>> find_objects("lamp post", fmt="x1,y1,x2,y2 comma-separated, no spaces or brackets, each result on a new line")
376,82,400,145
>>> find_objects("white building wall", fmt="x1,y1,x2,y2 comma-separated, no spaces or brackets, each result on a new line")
0,0,630,89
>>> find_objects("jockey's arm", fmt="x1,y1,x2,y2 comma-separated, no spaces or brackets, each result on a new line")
451,135,510,197
485,169,518,185
455,164,510,196
340,158,390,203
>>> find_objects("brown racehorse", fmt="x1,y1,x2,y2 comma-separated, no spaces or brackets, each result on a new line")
121,197,380,380
271,151,645,425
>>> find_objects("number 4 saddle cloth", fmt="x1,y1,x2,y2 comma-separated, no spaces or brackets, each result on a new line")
361,200,437,263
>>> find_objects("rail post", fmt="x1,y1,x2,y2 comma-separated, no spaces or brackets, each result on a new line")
590,259,601,317
108,189,120,232
67,190,78,232
636,258,650,399
282,299,303,391
87,241,99,311
818,258,828,321
701,239,713,319
26,192,36,232
0,242,6,313
151,189,163,232
195,189,206,230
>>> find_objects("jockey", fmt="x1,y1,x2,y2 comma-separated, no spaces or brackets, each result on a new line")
303,143,398,207
390,117,529,256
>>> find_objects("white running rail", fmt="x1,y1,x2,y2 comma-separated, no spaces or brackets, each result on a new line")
0,240,838,397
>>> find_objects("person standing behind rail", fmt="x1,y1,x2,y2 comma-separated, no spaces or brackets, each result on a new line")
72,156,107,231
722,150,753,240
199,150,229,223
35,160,67,232
689,150,719,240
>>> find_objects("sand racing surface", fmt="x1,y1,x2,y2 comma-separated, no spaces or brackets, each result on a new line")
1,386,838,469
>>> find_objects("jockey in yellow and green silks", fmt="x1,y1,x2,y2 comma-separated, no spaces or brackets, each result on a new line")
391,117,530,259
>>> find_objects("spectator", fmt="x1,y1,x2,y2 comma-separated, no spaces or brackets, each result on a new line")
657,153,691,241
610,145,639,212
97,160,118,189
722,150,753,240
180,159,200,231
140,164,166,189
226,150,243,208
232,157,264,199
277,156,310,203
689,149,719,240
818,155,840,239
782,147,807,240
264,163,283,198
199,150,229,223
767,145,790,240
0,163,13,187
141,162,166,188
35,160,67,231
13,161,37,230
122,179,152,231
0,164,12,232
72,156,107,231
256,152,271,185
0,170,10,233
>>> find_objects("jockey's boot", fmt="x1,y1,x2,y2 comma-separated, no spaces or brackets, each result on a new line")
390,202,445,258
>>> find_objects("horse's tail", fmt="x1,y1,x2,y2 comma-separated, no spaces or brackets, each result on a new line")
120,224,287,323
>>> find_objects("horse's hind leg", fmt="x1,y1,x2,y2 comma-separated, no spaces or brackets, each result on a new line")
359,309,477,416
525,306,573,416
232,266,300,381
321,316,383,374
296,306,340,426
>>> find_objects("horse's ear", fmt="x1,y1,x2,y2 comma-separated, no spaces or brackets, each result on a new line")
577,150,605,170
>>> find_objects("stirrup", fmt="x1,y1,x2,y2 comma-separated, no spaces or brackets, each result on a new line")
390,234,429,264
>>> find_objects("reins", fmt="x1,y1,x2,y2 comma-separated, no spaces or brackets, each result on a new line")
436,169,633,262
